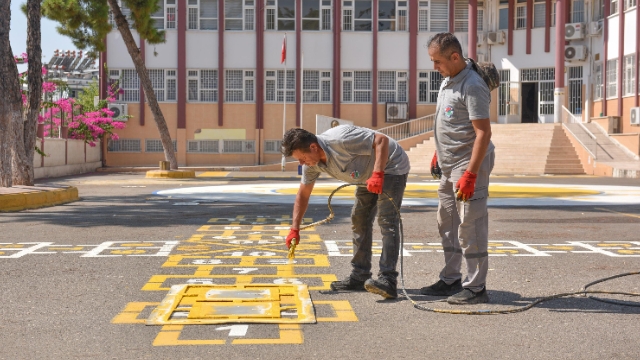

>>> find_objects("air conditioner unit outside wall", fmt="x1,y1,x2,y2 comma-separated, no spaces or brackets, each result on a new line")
565,23,585,40
565,45,587,61
386,103,408,123
109,103,128,121
487,31,505,45
631,107,640,126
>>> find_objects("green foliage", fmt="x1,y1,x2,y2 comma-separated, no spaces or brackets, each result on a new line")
75,79,101,112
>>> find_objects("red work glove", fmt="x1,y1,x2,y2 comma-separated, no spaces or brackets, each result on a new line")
285,228,300,249
366,171,385,194
455,170,477,202
431,151,442,179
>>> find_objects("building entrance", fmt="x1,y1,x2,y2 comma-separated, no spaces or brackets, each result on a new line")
521,83,539,123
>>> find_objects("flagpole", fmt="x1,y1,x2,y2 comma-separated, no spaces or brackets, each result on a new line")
300,51,304,130
281,33,287,172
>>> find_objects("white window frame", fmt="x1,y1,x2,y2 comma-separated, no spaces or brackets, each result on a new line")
611,0,619,15
606,59,618,99
145,139,177,152
223,140,255,153
110,69,139,103
497,69,510,116
188,0,218,30
418,0,449,32
571,0,585,23
593,62,603,100
151,0,177,30
533,0,546,28
342,71,371,103
108,139,142,152
378,0,408,32
342,0,373,32
378,71,408,103
302,0,332,31
148,69,177,102
624,0,637,11
225,70,254,102
265,70,295,102
110,1,135,28
498,0,509,30
454,0,468,32
225,0,255,31
623,54,636,97
303,70,331,103
592,0,604,21
515,0,527,30
477,2,485,31
417,71,443,104
265,0,295,31
188,69,218,102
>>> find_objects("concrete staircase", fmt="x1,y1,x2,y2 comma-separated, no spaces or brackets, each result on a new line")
407,124,585,175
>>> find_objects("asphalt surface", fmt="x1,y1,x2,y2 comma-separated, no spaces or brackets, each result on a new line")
1,172,639,360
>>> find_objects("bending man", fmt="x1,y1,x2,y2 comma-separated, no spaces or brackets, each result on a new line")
281,125,410,299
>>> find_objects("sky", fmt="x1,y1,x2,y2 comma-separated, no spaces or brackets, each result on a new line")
9,1,77,72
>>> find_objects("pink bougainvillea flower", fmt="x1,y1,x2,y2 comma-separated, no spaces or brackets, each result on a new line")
42,82,56,93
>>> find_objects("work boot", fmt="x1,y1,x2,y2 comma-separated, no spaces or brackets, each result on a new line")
447,288,489,305
364,278,398,299
330,276,367,291
419,279,463,296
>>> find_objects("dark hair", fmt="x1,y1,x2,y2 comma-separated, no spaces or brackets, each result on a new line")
427,33,463,58
281,128,318,157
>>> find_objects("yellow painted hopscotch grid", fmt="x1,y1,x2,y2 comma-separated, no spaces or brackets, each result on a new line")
112,215,357,346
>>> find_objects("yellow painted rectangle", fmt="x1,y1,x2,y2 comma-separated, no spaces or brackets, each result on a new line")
195,129,246,140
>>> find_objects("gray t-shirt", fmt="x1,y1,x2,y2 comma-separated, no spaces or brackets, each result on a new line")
301,125,410,185
434,62,495,173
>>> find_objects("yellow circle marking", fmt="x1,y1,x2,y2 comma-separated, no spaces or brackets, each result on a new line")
276,184,600,199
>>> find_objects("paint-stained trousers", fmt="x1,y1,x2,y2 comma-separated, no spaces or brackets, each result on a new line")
437,152,495,292
349,174,408,284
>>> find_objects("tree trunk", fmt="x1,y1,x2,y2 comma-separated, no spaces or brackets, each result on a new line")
11,0,42,186
107,0,178,169
0,0,23,187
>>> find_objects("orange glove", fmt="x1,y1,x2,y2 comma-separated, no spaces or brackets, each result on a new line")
366,171,385,194
456,170,477,202
431,151,442,179
285,228,300,249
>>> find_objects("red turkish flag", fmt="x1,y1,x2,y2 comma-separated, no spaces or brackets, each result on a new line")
281,35,286,64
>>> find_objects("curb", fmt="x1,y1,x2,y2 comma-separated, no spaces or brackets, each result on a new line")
145,170,196,179
0,186,79,212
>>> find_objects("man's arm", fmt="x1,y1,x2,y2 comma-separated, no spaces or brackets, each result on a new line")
467,118,492,174
372,133,390,172
291,182,315,229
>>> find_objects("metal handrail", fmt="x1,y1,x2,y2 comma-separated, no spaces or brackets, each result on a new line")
561,106,597,160
376,114,436,142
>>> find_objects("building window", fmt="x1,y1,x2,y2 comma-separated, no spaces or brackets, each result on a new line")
302,0,332,30
593,63,603,100
378,71,407,103
264,140,283,153
108,139,141,152
477,2,485,31
148,69,177,102
606,59,617,98
454,0,468,32
266,0,295,31
187,140,219,153
225,70,254,102
611,0,619,15
625,0,637,10
145,139,177,152
342,0,372,31
623,54,636,96
110,69,140,103
533,0,546,28
188,0,218,30
378,1,407,32
342,71,371,103
110,1,135,28
418,71,443,104
303,70,331,102
515,0,527,29
568,66,583,115
571,0,584,23
498,70,510,116
223,140,255,153
188,69,218,102
265,70,295,102
498,0,508,30
592,0,604,20
225,0,255,31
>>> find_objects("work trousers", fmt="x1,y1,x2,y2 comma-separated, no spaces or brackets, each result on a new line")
349,173,408,284
437,152,494,292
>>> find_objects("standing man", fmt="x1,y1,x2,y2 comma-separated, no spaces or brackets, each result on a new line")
281,125,410,299
420,33,495,304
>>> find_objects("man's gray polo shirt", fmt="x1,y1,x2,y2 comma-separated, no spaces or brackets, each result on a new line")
301,125,410,185
434,62,495,174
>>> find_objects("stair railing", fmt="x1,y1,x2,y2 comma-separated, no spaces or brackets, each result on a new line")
376,114,436,142
561,106,597,160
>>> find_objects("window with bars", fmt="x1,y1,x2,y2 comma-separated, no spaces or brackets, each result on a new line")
378,1,407,32
302,0,332,30
188,69,218,102
225,70,254,102
188,0,218,30
303,70,331,102
593,0,604,20
225,0,255,30
454,0,468,32
417,0,448,32
265,70,295,102
150,0,178,29
223,140,255,153
521,68,555,82
342,0,372,31
624,0,637,11
264,140,283,153
593,63,603,100
498,69,510,116
109,1,135,28
571,0,585,23
187,140,220,153
611,0,619,15
145,139,177,152
534,0,546,28
110,69,140,102
539,81,555,115
477,2,485,31
417,71,443,104
378,71,408,103
606,59,617,98
266,0,295,30
568,66,583,115
515,0,527,29
108,139,141,152
623,54,636,96
342,71,371,103
148,69,177,102
498,0,508,30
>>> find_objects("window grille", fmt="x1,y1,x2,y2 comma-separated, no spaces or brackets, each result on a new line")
454,0,469,32
343,71,371,103
112,69,140,103
166,0,177,29
151,0,165,29
593,63,603,100
265,70,295,102
623,54,636,96
264,140,283,153
187,140,220,153
223,140,255,153
342,0,372,31
606,59,617,98
108,139,141,152
188,70,218,102
302,0,332,30
145,139,177,152
568,66,583,115
188,0,218,30
571,0,584,23
516,2,527,29
378,1,407,32
498,69,510,116
430,0,448,32
534,1,545,28
266,0,295,30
